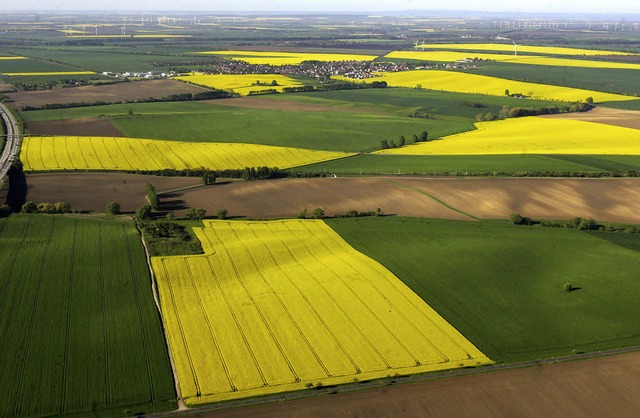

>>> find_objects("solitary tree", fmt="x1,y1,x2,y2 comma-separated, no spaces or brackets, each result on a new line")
412,133,419,143
185,208,197,220
106,202,121,215
419,131,429,142
196,208,206,220
216,208,228,220
312,207,325,219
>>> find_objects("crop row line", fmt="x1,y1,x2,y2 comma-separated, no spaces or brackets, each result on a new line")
123,224,156,402
0,218,32,316
304,222,453,363
183,259,237,392
241,224,333,377
59,220,78,414
160,260,203,397
98,223,112,407
255,223,361,375
204,256,268,388
13,218,56,417
280,221,392,370
212,227,300,383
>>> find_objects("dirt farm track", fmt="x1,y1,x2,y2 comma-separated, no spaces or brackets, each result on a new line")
24,174,640,223
180,351,640,418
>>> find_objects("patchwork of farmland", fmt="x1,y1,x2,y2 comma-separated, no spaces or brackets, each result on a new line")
152,220,491,405
377,118,640,156
20,136,353,171
0,215,176,417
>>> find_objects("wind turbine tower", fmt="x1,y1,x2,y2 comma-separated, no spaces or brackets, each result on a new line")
513,40,519,56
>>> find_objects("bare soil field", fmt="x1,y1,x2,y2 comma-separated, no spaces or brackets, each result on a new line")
6,79,210,108
24,117,124,136
0,81,14,93
193,351,640,418
162,177,640,224
206,97,378,113
24,173,201,213
541,107,640,130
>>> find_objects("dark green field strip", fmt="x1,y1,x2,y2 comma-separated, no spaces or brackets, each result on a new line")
327,217,640,363
457,63,640,97
0,58,86,73
295,153,640,175
0,215,176,417
600,101,640,111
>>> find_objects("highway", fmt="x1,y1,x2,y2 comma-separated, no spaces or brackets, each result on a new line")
0,102,21,182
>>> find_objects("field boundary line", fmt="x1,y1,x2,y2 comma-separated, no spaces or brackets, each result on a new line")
149,344,640,418
136,224,188,412
383,178,479,220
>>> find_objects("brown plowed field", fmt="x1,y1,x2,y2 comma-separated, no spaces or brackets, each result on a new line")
162,176,640,223
25,173,201,213
25,117,124,136
22,174,640,223
6,79,210,108
193,351,640,418
541,107,640,130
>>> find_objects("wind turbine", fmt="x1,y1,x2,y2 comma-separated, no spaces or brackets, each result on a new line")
512,40,519,56
94,25,98,36
421,40,426,51
122,18,127,36
414,40,419,50
81,25,86,37
63,24,68,36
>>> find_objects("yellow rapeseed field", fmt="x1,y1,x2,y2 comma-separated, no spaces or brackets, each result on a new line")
0,56,27,60
409,43,636,56
176,73,303,95
153,220,491,405
195,50,378,65
358,70,636,103
20,136,353,171
376,117,640,155
385,51,640,70
2,71,95,76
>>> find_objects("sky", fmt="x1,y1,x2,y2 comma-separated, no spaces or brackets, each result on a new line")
3,0,640,13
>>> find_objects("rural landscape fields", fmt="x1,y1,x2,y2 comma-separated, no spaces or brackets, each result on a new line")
1,9,640,417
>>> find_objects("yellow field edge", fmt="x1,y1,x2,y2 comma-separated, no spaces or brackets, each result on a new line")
151,220,492,406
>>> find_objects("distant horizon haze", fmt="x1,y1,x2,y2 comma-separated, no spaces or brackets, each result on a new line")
2,0,640,14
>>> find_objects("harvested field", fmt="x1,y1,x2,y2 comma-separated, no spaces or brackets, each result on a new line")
195,351,640,418
540,106,640,130
24,173,201,213
25,117,124,136
0,81,14,92
162,177,640,224
6,79,210,108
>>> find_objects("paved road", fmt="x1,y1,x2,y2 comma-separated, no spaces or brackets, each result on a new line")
0,102,21,182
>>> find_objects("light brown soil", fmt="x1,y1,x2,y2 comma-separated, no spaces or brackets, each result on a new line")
25,173,202,213
24,117,125,137
163,177,640,224
0,81,15,93
206,97,376,113
192,351,640,418
540,107,640,130
6,79,210,108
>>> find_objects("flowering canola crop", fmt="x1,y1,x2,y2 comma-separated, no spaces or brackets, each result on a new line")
405,43,636,56
152,220,492,405
376,117,640,155
20,136,353,171
176,73,303,95
360,70,637,103
385,51,640,70
195,50,378,65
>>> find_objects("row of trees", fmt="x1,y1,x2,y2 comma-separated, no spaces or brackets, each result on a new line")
477,102,595,122
21,201,71,214
381,131,429,149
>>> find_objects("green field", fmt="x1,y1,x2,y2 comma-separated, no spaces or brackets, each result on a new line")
296,154,640,175
327,217,640,363
0,58,86,74
0,215,176,417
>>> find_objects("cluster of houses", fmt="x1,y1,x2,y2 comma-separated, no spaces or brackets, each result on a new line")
101,70,177,79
